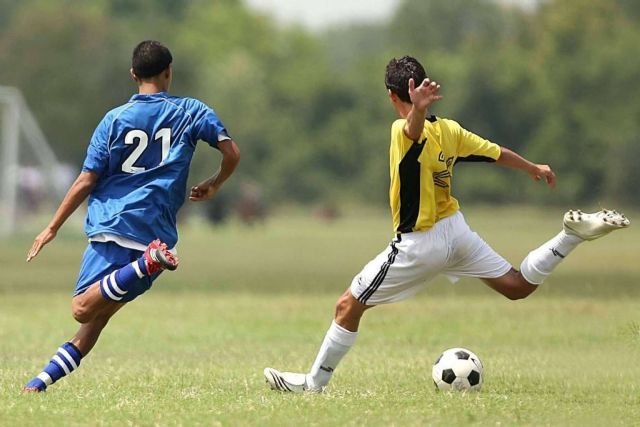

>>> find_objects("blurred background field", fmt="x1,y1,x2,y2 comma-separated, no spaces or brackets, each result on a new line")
2,0,640,235
3,206,639,298
1,207,640,426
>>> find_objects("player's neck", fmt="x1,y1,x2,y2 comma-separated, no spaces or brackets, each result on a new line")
396,102,429,120
137,81,169,95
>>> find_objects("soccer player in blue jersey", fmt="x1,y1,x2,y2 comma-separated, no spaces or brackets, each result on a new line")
22,40,240,392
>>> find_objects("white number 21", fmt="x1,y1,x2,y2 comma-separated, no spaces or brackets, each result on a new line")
121,128,171,173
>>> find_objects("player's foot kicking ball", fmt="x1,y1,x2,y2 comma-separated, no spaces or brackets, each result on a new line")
264,368,321,393
563,209,630,241
144,239,179,273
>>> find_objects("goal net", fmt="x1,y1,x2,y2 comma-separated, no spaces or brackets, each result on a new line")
0,86,69,237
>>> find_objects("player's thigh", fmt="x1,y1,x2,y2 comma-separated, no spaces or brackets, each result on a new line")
350,233,447,305
443,226,512,282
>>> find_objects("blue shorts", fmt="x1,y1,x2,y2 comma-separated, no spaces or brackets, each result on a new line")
75,241,162,302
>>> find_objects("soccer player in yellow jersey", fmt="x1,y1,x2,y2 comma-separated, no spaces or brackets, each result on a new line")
264,56,630,392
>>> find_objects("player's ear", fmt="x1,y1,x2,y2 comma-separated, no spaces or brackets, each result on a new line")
165,66,173,90
129,68,139,83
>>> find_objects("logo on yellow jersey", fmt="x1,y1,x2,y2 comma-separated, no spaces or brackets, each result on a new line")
433,152,454,188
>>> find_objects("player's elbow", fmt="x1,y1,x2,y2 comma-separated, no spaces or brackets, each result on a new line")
227,142,240,164
220,140,240,167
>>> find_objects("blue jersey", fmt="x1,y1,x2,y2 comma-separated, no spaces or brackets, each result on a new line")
81,92,230,248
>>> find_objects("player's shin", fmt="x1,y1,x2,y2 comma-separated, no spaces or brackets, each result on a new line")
23,342,82,392
306,320,358,389
519,230,582,285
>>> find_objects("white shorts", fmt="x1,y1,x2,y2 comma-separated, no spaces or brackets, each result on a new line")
350,211,512,305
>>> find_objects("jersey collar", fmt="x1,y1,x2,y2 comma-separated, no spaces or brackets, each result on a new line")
129,92,170,102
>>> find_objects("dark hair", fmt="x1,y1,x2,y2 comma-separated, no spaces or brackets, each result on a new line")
384,56,427,104
132,40,173,79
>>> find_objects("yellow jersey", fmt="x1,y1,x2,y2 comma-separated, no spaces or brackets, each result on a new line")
389,115,501,233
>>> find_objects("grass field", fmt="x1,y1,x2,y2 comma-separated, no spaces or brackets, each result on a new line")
1,206,639,426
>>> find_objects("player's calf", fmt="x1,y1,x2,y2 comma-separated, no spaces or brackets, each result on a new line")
482,269,538,300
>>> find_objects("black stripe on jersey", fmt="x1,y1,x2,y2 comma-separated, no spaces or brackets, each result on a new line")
397,140,426,233
357,236,400,304
454,155,496,165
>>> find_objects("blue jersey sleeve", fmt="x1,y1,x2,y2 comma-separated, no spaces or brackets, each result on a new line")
193,102,230,149
82,115,111,176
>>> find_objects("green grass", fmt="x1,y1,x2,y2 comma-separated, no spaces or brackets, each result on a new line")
1,206,639,426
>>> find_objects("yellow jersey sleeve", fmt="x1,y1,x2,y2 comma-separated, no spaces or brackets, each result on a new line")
448,119,501,161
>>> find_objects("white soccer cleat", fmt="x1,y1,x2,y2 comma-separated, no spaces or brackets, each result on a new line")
563,209,630,241
264,368,317,393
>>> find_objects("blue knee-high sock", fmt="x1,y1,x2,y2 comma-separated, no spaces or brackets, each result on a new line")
99,258,149,302
25,342,83,391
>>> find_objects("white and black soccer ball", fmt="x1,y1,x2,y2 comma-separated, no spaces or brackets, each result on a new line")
432,347,484,392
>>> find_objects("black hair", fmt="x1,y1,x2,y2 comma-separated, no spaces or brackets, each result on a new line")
132,40,173,79
384,56,427,104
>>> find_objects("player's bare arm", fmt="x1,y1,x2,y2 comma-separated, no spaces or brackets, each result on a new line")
189,139,240,202
26,171,99,262
403,78,442,141
496,146,556,188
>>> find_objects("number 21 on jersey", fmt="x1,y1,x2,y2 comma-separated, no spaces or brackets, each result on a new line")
121,128,171,173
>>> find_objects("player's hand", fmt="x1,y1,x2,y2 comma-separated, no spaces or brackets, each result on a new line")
26,227,57,262
529,164,556,188
189,179,220,202
408,78,443,111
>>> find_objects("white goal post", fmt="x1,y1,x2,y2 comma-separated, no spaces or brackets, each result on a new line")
0,86,65,237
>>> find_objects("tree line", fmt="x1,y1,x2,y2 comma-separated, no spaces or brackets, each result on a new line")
1,0,638,208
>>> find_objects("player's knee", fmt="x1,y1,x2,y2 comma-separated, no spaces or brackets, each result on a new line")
72,306,91,323
336,292,357,317
334,293,353,317
334,291,368,325
72,299,93,323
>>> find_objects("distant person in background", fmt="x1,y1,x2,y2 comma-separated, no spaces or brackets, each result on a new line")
236,181,267,225
264,55,629,392
23,40,240,392
18,166,45,212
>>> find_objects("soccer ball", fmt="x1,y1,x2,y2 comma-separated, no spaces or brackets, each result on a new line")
432,347,483,392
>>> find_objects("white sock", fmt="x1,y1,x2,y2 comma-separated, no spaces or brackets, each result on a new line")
520,230,583,284
306,320,358,389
